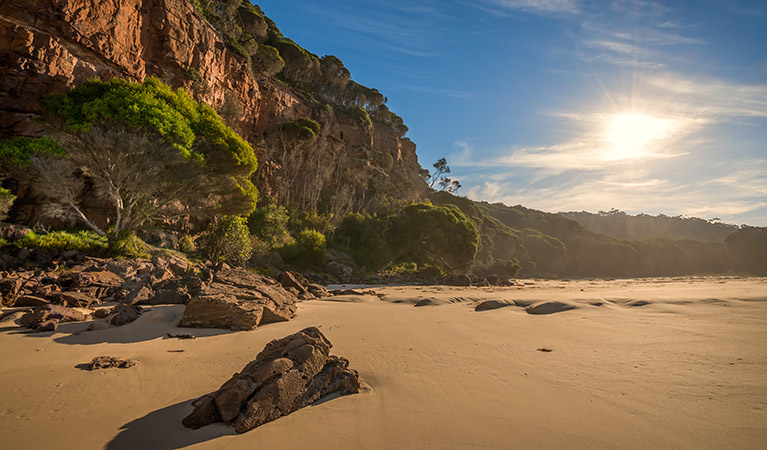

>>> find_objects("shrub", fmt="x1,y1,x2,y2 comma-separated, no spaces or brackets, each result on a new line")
107,231,152,259
278,228,326,269
279,118,320,141
351,106,372,128
179,235,197,253
248,202,291,248
203,216,253,265
15,230,109,257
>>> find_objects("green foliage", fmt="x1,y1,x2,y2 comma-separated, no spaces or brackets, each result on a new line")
351,106,372,128
391,203,479,271
278,228,326,269
287,209,334,234
0,137,65,168
202,215,253,265
248,202,291,248
40,77,258,210
186,67,209,95
279,118,320,141
333,213,393,271
253,44,285,76
179,235,197,253
15,230,109,257
107,231,152,259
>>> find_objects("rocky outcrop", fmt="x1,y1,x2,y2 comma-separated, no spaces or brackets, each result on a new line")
182,327,359,433
0,0,427,225
178,267,297,331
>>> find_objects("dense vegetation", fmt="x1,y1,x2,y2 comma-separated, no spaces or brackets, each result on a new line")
561,209,740,243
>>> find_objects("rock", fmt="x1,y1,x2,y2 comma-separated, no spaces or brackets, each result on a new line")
306,284,329,298
325,261,353,281
182,327,359,433
123,284,152,305
278,271,311,297
110,303,142,326
19,304,87,331
0,222,31,240
106,260,138,279
526,301,576,315
443,274,471,286
86,356,138,370
179,268,298,331
0,309,30,324
0,276,23,304
475,300,514,311
56,291,98,308
13,295,49,307
145,289,191,305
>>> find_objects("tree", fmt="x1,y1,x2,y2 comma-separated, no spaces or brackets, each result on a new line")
427,158,461,193
0,187,14,221
390,203,479,272
27,77,258,237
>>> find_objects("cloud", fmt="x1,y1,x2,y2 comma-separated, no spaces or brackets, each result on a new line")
463,159,767,224
484,0,581,14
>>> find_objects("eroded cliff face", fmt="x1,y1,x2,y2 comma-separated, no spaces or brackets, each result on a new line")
0,0,426,222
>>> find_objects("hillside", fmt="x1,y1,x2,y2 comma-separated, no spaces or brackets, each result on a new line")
561,210,740,243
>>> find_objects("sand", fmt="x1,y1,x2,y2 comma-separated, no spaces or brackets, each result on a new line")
1,276,766,450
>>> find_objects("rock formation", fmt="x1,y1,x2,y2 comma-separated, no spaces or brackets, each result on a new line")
0,0,427,225
179,267,297,331
182,326,359,433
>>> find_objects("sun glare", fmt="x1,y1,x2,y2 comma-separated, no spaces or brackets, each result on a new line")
605,113,672,159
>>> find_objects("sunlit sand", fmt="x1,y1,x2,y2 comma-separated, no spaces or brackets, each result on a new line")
1,277,765,449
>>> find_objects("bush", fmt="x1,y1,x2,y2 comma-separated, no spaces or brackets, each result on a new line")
278,228,326,269
15,230,109,257
248,202,291,248
107,231,152,259
202,216,253,265
179,235,197,253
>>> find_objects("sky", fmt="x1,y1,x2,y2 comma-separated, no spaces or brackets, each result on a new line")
258,0,767,226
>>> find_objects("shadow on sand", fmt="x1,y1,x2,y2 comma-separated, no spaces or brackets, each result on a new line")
104,399,236,450
8,306,233,345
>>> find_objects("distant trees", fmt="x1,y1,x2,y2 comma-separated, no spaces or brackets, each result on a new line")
333,202,479,272
725,227,767,275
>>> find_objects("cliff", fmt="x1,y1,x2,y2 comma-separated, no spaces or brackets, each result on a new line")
0,0,427,221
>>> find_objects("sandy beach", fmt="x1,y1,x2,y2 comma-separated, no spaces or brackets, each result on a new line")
1,277,766,450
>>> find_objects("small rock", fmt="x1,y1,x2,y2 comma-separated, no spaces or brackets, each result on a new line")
85,356,138,370
475,300,513,311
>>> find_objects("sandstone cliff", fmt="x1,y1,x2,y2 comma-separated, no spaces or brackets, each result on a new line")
0,0,427,222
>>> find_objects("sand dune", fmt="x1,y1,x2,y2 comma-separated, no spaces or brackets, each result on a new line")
1,277,766,449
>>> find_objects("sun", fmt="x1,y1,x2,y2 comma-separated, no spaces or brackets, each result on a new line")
604,113,672,159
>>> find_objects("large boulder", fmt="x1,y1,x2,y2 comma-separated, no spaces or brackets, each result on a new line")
178,268,298,331
443,274,471,286
182,327,360,433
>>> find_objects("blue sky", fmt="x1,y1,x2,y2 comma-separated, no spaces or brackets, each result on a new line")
258,0,767,226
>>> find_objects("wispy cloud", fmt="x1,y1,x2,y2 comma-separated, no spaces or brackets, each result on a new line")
484,0,580,14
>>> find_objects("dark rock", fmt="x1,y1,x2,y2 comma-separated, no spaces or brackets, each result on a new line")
110,303,142,326
182,327,359,433
475,299,514,311
19,304,87,331
123,284,152,305
526,301,576,315
0,276,23,304
179,268,298,331
443,274,471,286
13,295,49,307
56,291,98,308
86,356,138,370
0,222,31,240
144,288,191,305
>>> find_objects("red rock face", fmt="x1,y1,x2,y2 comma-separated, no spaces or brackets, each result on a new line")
0,0,427,221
